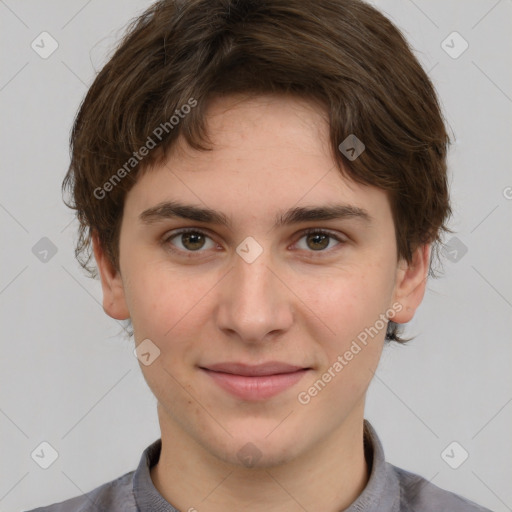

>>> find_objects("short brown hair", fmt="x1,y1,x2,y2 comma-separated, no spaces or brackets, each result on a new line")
63,0,452,342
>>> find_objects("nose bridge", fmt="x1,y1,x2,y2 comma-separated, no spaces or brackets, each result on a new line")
216,244,292,342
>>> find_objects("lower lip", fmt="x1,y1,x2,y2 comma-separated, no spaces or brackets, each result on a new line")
201,368,309,400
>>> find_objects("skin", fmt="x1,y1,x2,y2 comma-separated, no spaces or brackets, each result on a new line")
93,94,429,512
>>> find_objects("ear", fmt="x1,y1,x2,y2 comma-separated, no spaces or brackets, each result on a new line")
92,231,130,320
391,243,430,324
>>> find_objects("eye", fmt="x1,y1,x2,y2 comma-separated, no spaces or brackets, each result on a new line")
163,228,345,256
294,229,345,253
164,229,217,252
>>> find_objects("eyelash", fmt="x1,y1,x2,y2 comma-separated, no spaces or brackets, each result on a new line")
163,227,346,256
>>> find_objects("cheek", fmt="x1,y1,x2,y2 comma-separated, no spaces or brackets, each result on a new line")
127,269,210,406
125,265,219,367
124,262,194,333
298,274,388,409
304,267,393,346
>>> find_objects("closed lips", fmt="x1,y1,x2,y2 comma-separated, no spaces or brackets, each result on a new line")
200,362,309,376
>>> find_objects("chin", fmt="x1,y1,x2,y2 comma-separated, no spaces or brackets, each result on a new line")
208,430,305,470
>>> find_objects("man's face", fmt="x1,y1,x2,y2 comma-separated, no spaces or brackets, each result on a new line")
96,94,426,467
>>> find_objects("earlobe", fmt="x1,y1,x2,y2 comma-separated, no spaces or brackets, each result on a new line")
92,231,130,320
391,244,430,324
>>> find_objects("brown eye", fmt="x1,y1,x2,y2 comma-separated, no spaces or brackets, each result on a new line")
305,232,330,251
295,229,344,253
165,229,216,253
181,232,206,251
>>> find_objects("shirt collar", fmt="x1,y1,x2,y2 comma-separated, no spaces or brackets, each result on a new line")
133,437,177,512
344,420,400,512
133,419,399,512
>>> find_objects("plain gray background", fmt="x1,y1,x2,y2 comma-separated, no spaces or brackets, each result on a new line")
1,0,511,510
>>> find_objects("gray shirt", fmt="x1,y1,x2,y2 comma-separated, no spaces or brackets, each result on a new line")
26,420,492,511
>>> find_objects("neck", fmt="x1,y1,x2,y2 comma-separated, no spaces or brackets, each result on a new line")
150,405,369,512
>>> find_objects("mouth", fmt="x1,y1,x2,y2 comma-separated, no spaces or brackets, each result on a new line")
199,362,311,401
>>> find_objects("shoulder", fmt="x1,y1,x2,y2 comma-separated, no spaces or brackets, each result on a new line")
391,464,494,512
23,470,137,512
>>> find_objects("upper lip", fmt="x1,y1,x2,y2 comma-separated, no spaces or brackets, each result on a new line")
201,362,308,377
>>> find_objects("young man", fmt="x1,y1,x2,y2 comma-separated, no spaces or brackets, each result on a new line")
28,0,492,510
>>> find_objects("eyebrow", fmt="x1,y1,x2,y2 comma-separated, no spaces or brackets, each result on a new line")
139,200,372,228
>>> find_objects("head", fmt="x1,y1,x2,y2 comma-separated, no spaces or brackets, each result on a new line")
63,0,451,467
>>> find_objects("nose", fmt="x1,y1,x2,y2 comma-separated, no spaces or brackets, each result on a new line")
214,247,294,345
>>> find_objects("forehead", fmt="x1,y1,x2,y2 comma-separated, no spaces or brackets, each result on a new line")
165,94,334,179
124,94,389,223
